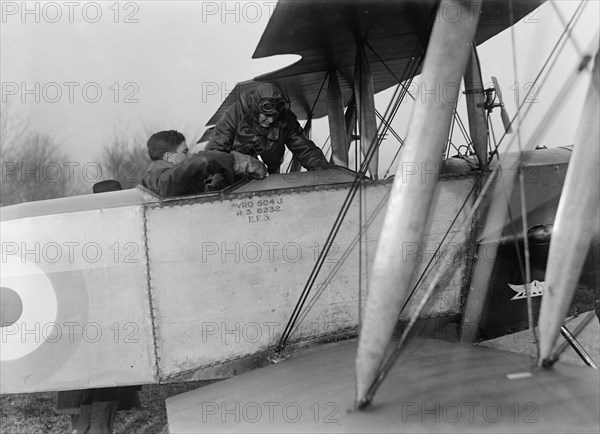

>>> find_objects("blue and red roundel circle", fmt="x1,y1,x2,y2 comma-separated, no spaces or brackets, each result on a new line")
1,238,89,392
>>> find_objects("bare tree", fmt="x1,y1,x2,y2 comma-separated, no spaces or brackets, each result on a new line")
98,129,152,190
0,105,76,206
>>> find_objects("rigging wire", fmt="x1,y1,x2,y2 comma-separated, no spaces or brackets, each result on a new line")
293,189,391,328
369,80,412,168
322,135,333,159
365,41,417,102
488,0,589,162
399,181,479,315
364,0,598,400
365,171,497,404
285,71,329,173
358,165,364,328
484,0,592,359
550,1,584,56
365,38,472,151
276,107,394,349
277,85,404,350
361,177,369,307
365,42,450,177
375,106,407,173
447,105,458,155
524,34,597,147
490,31,596,164
486,108,530,312
354,121,359,172
509,0,539,361
453,108,473,151
486,111,493,157
488,113,499,157
276,41,427,352
378,79,417,177
413,9,591,347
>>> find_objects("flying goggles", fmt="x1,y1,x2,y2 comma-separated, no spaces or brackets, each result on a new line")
258,97,286,116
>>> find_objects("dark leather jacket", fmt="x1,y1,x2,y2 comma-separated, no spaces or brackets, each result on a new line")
141,151,234,197
205,100,330,174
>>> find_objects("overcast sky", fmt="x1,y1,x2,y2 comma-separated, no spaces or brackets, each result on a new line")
1,1,599,171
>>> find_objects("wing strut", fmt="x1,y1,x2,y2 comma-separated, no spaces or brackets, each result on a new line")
354,40,378,179
289,118,313,172
354,0,482,409
344,96,357,162
464,46,488,168
538,51,599,367
328,67,349,167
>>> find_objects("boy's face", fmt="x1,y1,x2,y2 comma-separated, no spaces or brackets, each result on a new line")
164,141,189,164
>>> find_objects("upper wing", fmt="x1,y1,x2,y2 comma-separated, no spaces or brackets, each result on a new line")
204,0,543,127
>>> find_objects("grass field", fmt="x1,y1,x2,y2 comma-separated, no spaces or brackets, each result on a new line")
1,381,214,434
2,316,598,433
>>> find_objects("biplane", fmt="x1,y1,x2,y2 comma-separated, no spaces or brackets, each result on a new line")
1,0,598,432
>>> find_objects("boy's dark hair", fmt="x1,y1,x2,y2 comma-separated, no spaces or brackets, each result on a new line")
147,130,185,161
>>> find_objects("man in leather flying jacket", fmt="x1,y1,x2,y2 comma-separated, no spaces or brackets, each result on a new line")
205,82,330,174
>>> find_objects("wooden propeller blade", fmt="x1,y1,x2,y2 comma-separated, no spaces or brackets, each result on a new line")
500,107,513,134
492,76,513,134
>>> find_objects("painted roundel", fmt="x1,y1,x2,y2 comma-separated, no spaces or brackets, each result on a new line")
0,234,89,392
0,287,23,328
1,257,58,361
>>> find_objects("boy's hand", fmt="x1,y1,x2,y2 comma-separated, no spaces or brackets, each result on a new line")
205,173,227,191
203,151,235,184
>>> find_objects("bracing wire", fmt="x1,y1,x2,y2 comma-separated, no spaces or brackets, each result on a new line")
276,42,427,352
285,72,329,173
364,172,497,404
488,0,589,162
509,0,539,361
363,0,598,402
395,6,587,341
275,7,437,349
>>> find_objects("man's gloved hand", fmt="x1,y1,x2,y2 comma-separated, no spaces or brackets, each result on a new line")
231,151,268,179
311,160,333,171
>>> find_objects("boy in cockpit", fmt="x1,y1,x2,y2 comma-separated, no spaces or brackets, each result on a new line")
143,130,267,197
141,130,235,196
